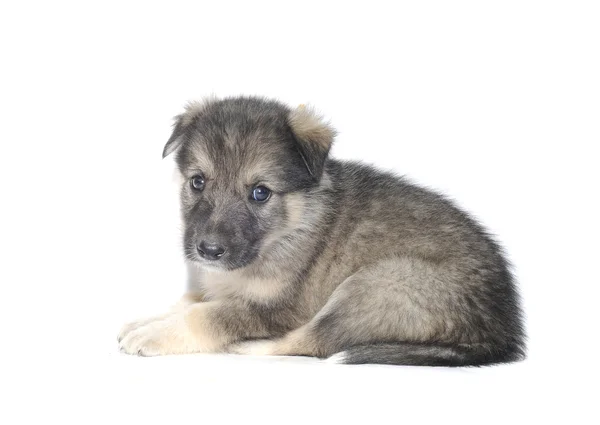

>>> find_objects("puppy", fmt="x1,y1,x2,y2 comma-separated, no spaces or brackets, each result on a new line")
118,96,525,366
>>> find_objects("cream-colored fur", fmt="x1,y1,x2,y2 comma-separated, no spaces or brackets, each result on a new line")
200,269,291,304
119,299,228,356
117,292,203,347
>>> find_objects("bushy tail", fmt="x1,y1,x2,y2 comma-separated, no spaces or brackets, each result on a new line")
331,342,525,366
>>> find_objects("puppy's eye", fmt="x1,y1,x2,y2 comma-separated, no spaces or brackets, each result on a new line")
251,186,271,202
190,175,205,191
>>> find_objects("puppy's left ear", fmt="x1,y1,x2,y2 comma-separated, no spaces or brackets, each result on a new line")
288,105,336,180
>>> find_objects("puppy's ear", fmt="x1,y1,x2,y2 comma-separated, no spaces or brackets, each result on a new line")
288,105,336,179
162,99,215,158
162,118,187,158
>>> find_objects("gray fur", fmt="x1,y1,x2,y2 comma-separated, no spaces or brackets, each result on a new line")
122,96,525,366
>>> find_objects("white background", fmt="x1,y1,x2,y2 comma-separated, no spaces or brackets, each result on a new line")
1,1,598,423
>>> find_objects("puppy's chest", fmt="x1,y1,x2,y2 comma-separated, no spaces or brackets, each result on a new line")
201,270,289,304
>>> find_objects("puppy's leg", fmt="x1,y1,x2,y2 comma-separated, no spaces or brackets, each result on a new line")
117,292,204,343
233,257,458,358
119,300,274,356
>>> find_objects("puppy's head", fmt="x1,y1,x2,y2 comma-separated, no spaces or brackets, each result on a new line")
163,97,335,271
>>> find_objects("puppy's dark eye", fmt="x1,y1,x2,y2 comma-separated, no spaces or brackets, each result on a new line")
190,175,205,191
251,186,271,202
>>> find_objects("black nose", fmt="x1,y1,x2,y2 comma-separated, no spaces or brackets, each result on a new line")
197,241,226,260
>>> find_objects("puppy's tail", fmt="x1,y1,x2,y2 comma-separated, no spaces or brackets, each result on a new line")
327,342,525,366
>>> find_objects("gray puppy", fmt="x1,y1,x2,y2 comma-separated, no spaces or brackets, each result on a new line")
118,96,525,366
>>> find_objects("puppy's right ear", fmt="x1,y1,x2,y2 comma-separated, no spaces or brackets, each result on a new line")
162,99,214,158
162,118,186,158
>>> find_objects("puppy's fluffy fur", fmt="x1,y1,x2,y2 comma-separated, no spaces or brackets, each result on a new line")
118,96,525,366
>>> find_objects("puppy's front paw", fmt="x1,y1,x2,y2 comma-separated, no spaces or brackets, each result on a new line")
118,315,196,356
117,314,168,343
